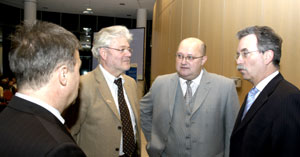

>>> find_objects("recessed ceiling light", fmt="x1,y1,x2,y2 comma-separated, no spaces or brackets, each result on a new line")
83,9,93,14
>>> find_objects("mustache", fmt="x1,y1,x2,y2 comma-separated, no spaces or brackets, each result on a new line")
237,64,247,71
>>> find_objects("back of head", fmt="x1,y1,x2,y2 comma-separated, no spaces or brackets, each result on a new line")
91,25,132,60
237,26,282,68
9,21,81,90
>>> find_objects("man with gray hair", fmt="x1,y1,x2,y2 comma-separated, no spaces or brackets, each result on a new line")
70,25,140,157
230,26,300,157
0,21,85,156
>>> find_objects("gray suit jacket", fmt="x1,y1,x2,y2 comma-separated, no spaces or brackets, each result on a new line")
69,67,141,157
140,70,239,157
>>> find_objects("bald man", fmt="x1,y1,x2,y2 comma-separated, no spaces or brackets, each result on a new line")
140,37,239,157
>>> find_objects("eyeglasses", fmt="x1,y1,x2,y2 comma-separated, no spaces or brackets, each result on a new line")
103,47,133,53
235,50,259,60
176,54,204,61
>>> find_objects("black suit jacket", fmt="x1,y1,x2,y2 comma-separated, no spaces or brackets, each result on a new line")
230,73,300,157
0,96,86,157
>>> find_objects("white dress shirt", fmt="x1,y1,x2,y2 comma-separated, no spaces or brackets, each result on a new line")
180,69,204,96
252,70,279,101
99,65,137,156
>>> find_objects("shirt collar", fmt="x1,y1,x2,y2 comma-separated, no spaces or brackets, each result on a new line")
179,69,204,86
255,71,279,92
99,64,124,84
15,92,65,124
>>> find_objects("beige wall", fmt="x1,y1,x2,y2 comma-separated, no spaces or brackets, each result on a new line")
151,0,300,103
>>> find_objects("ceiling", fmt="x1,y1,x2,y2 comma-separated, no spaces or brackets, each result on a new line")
0,0,156,19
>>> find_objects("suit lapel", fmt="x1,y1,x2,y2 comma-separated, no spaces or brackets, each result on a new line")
232,73,283,135
232,95,247,132
123,75,138,122
169,74,179,118
191,70,211,115
94,68,121,120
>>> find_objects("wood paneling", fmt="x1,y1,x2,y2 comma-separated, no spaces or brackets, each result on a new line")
151,0,300,103
182,0,200,38
199,0,224,75
151,0,178,82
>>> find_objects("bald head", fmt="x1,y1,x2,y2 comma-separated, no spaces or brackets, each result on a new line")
176,37,207,80
178,37,206,56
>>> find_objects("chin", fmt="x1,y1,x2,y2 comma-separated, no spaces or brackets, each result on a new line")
178,75,189,80
124,66,131,71
241,75,250,81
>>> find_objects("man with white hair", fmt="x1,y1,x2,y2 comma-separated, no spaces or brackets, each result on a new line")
70,25,140,157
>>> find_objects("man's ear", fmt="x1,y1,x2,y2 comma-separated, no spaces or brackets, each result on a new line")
99,48,107,60
58,65,68,86
201,55,208,66
263,50,274,65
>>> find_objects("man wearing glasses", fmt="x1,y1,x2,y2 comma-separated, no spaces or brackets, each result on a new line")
68,25,140,157
140,37,239,157
230,26,300,157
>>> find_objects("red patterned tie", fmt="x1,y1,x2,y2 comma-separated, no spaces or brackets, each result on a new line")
114,78,136,156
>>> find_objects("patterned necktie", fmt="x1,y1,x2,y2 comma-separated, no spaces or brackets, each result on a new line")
184,80,193,108
114,78,136,156
242,87,259,120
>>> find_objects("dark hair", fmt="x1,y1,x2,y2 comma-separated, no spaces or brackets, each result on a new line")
237,26,282,68
9,21,81,90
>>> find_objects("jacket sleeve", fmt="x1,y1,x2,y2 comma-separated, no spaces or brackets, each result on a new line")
224,80,240,157
140,77,162,142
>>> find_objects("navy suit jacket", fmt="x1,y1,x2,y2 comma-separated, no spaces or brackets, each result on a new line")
230,73,300,157
0,96,86,157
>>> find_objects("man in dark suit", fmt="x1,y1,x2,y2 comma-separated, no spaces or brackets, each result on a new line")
230,26,300,157
0,21,86,156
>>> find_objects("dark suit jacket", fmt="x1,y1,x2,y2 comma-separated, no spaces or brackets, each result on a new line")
230,73,300,157
0,96,86,157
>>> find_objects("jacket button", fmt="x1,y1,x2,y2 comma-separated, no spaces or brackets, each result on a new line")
118,126,122,130
115,148,119,151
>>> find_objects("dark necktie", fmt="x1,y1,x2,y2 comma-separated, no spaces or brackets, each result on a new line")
114,78,136,156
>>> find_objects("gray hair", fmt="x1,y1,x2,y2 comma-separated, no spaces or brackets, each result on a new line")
237,26,282,68
91,25,132,59
9,21,81,90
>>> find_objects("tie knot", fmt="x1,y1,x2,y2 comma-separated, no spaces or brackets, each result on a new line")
249,87,259,96
114,78,122,87
186,80,192,86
